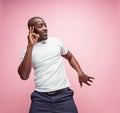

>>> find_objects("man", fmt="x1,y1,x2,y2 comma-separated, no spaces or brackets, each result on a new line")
18,16,94,113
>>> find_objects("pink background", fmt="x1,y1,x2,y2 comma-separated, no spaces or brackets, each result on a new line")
0,0,120,113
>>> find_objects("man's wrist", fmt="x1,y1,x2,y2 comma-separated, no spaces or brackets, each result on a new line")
27,44,33,48
27,45,33,51
77,70,84,76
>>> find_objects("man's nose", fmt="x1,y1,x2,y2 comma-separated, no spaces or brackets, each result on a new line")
42,25,47,30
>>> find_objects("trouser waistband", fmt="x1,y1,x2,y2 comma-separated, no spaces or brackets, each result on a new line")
36,87,70,95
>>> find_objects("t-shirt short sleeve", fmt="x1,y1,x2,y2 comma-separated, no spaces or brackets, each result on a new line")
20,50,26,61
57,38,68,55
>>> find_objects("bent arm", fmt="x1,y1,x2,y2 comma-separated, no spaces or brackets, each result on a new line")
62,50,84,75
18,46,33,80
18,26,40,80
62,50,94,86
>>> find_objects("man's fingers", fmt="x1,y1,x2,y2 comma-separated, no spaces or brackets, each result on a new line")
29,26,40,39
36,34,40,38
88,76,95,79
31,26,34,33
32,33,39,39
29,26,31,34
88,79,93,82
32,37,38,42
85,82,91,86
80,81,92,87
80,81,91,86
79,75,94,87
80,81,82,87
29,26,34,34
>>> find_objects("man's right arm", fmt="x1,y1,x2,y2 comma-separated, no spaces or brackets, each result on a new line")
18,26,39,80
18,46,33,80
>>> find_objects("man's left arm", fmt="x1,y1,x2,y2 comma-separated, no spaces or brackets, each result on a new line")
62,50,94,87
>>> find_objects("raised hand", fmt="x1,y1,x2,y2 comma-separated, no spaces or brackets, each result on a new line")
28,26,40,47
78,73,94,87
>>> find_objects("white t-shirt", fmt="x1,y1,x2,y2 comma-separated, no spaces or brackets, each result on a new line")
21,37,70,92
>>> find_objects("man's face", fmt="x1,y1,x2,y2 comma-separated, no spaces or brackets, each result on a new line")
34,18,48,41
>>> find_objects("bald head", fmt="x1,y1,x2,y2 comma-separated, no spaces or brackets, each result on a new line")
27,16,44,29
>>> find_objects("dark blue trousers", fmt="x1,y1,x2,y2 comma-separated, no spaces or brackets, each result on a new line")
29,88,78,113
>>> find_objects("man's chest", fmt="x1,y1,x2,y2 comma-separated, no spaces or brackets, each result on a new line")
32,43,61,65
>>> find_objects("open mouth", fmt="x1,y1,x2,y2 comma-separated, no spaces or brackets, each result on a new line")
42,32,47,35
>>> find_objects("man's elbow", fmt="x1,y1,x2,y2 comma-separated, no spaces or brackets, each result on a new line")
18,70,29,80
18,66,30,80
20,75,29,80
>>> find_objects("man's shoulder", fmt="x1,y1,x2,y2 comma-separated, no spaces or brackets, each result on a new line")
48,37,61,43
48,37,60,41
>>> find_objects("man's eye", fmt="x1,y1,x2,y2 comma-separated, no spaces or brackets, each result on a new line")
38,25,42,28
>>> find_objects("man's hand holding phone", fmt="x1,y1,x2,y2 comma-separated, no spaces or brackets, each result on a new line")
28,26,39,47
